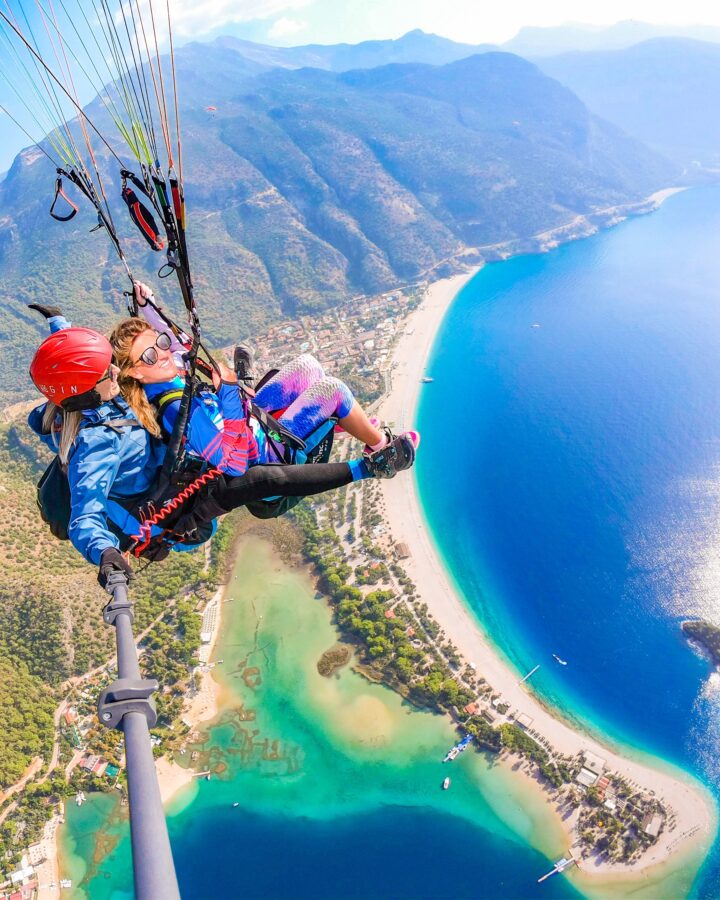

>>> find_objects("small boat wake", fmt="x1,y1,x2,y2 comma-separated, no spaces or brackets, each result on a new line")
552,653,568,666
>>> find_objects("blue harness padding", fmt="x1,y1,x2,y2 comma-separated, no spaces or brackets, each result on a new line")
248,419,337,517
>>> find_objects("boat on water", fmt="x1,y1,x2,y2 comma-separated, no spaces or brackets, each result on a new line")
75,791,86,806
443,733,473,762
531,323,541,328
442,777,451,790
420,376,434,383
552,654,568,666
232,802,239,808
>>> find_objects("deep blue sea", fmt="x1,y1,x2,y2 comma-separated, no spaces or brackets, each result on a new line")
417,186,720,897
169,807,578,900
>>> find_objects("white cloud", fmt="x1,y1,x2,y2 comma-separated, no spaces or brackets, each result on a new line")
267,16,307,38
168,0,313,39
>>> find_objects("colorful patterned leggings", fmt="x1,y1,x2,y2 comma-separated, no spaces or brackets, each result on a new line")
253,354,355,462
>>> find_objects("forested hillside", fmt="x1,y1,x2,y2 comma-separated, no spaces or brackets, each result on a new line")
0,47,677,403
0,412,212,792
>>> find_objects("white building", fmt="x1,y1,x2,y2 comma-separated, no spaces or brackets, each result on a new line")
582,750,606,775
576,767,599,788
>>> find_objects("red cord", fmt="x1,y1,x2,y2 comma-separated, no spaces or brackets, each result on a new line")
131,468,220,557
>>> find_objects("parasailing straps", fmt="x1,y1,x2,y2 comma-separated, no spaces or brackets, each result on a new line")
0,0,218,482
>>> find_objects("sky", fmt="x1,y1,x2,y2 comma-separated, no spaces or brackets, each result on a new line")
1,0,720,171
167,0,720,45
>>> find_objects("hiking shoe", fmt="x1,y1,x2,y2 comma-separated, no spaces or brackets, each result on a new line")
364,430,418,478
364,425,420,455
234,343,255,384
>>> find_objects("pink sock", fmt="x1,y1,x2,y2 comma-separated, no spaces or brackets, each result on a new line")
405,430,421,449
368,429,421,452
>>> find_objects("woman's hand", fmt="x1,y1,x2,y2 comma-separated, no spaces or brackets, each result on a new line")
133,281,154,307
212,361,238,388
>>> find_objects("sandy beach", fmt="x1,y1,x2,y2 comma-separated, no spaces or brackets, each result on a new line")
155,588,225,805
376,264,717,881
35,815,62,900
156,757,196,805
183,588,225,727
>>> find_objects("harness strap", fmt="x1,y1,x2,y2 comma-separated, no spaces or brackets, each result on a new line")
250,403,306,459
153,389,185,419
82,418,138,434
49,175,78,221
121,184,164,251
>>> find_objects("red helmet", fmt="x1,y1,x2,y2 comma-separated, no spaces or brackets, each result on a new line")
30,327,112,405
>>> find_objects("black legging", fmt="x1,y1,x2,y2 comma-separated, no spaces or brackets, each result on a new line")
220,461,353,504
167,461,355,536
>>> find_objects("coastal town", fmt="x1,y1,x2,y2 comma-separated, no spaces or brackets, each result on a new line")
288,438,689,873
0,220,715,896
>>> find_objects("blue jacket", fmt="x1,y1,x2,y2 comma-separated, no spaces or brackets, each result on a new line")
28,399,166,565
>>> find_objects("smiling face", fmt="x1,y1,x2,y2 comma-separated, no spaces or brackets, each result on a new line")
127,329,180,384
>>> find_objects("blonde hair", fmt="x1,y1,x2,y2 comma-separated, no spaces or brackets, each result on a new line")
42,402,82,465
108,318,162,438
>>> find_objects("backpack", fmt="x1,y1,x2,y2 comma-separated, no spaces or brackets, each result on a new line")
36,418,138,541
37,455,73,540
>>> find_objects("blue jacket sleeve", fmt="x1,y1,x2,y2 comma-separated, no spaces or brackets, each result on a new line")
66,427,123,565
215,382,246,427
48,315,71,333
28,403,59,451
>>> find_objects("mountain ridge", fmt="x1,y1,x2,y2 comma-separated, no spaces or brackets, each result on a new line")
537,37,720,166
211,28,495,71
0,47,677,403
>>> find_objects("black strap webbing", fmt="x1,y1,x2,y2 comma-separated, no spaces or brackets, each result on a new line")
49,175,78,221
83,418,138,434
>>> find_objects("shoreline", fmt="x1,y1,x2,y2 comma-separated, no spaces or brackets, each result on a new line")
376,218,717,881
453,185,687,266
55,588,228,887
154,587,226,806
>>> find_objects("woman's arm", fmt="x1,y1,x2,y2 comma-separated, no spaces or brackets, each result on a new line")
66,427,124,564
28,403,59,451
161,387,256,476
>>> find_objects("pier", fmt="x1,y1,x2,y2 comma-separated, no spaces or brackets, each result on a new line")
518,664,540,685
537,856,576,883
442,734,473,762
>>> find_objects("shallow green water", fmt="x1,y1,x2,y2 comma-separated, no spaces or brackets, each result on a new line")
61,536,581,899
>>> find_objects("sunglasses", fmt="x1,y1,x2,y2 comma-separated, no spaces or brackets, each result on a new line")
96,365,118,386
133,332,172,367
